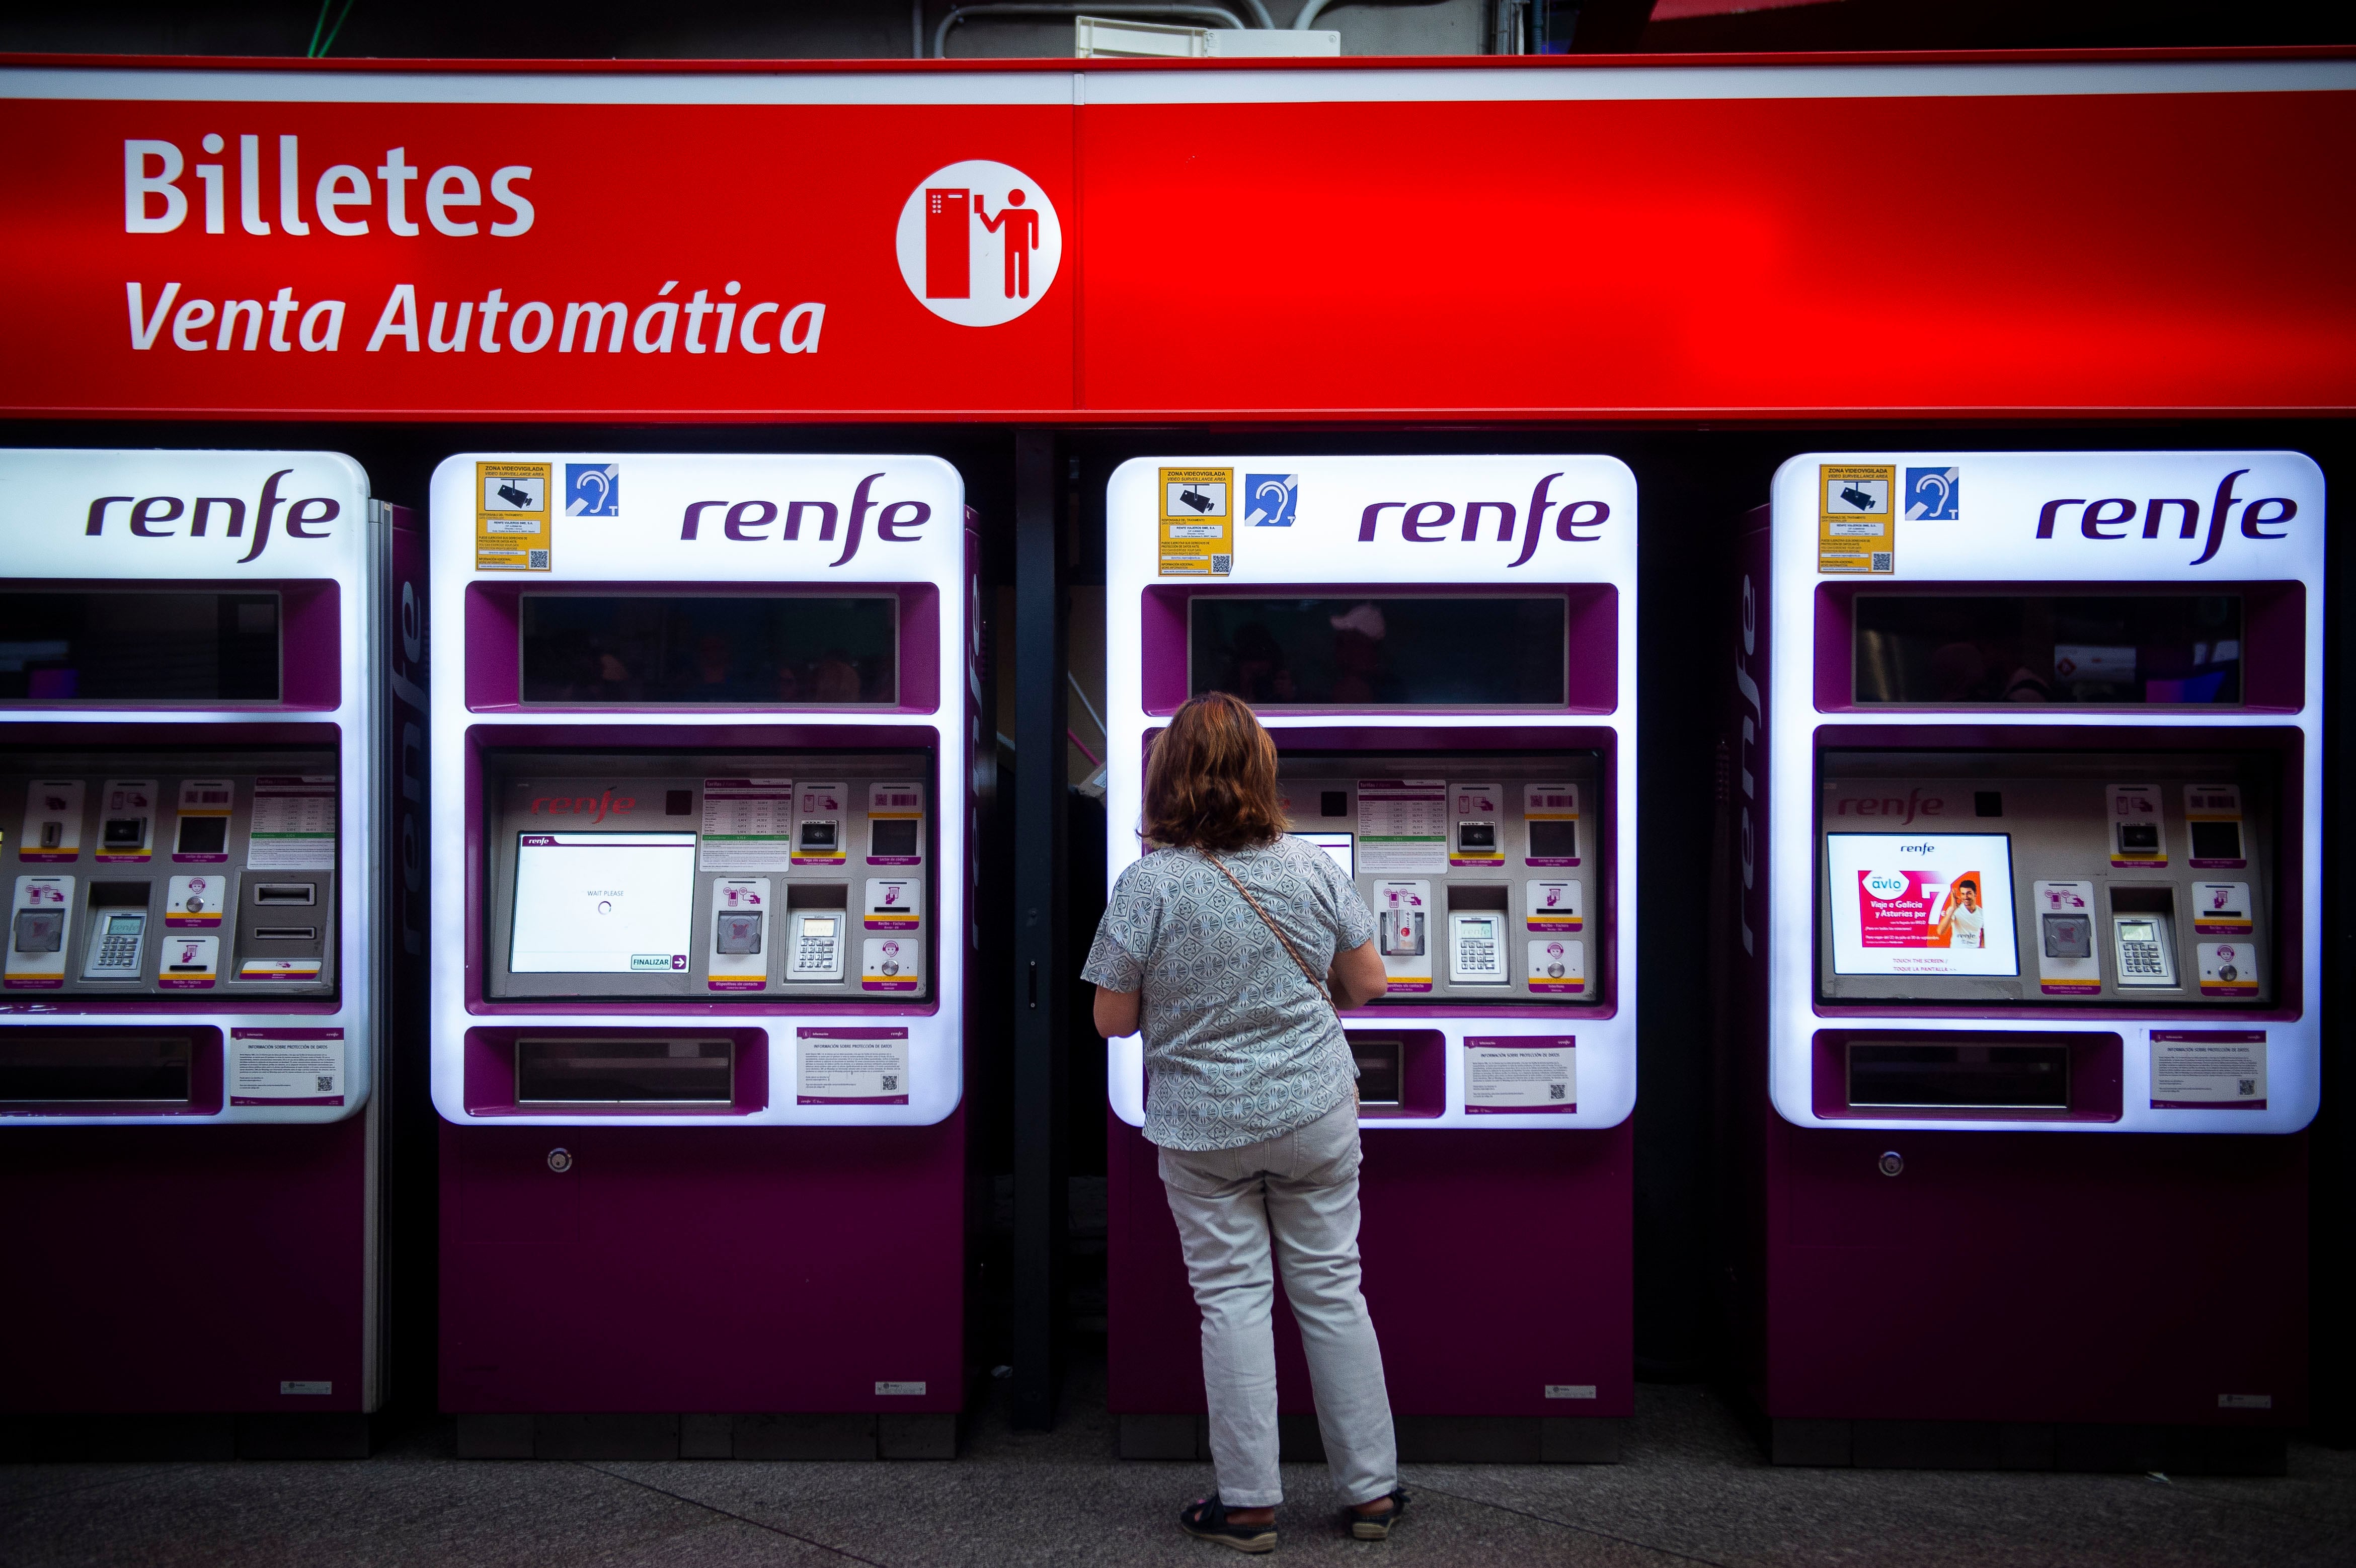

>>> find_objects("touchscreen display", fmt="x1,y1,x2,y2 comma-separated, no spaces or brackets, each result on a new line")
1291,831,1355,880
510,831,697,973
1825,833,2018,977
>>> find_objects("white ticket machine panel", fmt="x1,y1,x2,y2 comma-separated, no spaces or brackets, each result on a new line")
427,452,973,1130
1104,454,1638,1131
0,448,388,1129
1740,450,2322,1134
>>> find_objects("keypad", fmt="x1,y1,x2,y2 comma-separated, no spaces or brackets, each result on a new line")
2121,940,2166,977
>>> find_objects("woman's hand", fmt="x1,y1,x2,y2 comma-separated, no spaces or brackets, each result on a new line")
1327,938,1387,1010
1093,985,1142,1039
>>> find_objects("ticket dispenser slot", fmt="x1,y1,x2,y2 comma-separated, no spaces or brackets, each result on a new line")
1352,1038,1402,1104
515,1036,734,1104
80,883,151,982
2109,886,2179,988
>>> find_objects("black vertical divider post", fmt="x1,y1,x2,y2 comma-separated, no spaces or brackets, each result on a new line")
1011,429,1070,1429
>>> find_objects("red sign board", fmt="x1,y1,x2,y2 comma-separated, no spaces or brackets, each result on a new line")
3,53,2352,421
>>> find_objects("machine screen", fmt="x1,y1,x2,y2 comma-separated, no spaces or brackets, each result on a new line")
1191,597,1566,707
510,832,697,973
1853,593,2241,705
518,594,897,705
1825,834,2019,978
1291,831,1355,879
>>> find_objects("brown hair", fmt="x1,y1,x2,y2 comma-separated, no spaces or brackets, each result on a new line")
1142,691,1287,851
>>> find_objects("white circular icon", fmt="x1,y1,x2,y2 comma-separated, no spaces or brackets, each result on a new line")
896,161,1061,327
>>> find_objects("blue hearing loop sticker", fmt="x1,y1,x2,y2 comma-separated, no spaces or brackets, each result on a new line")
566,462,620,517
1244,473,1298,527
1905,466,1958,521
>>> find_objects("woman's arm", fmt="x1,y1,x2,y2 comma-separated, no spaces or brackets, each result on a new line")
1094,985,1141,1039
1328,937,1387,1010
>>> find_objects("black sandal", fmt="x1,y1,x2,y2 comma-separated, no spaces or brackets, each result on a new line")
1180,1497,1278,1554
1346,1488,1410,1541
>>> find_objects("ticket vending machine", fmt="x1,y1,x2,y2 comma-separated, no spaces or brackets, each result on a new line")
1725,450,2322,1471
1103,455,1637,1460
431,453,977,1459
0,448,406,1457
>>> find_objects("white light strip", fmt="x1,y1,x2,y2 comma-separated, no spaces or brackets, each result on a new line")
1,58,2348,107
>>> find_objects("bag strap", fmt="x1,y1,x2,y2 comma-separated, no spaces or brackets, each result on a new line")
1200,848,1339,1016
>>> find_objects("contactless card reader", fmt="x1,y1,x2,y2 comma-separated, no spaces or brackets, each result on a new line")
786,911,847,983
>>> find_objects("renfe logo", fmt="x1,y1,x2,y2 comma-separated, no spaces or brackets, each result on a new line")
1356,473,1610,568
2035,469,2296,566
678,473,930,569
84,468,336,565
1833,789,1946,826
530,791,636,822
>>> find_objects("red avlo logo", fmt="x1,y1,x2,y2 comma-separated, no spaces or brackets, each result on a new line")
895,161,1062,328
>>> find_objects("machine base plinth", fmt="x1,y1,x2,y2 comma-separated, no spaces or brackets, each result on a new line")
1764,1417,2285,1475
454,1412,959,1461
0,1412,376,1461
1118,1413,1621,1464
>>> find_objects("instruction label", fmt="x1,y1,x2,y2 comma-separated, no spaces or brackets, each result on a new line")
172,777,235,863
249,777,336,870
229,1027,345,1106
1465,1036,1577,1114
1358,779,1446,874
798,1026,910,1105
1818,463,1896,575
2151,1030,2265,1109
699,777,794,871
1156,466,1234,577
476,459,553,572
18,779,84,863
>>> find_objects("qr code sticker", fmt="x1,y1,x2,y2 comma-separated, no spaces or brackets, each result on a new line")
528,549,551,570
2239,1078,2257,1095
1870,552,1893,572
316,1074,335,1091
1548,1082,1567,1100
1211,554,1232,575
882,1074,899,1092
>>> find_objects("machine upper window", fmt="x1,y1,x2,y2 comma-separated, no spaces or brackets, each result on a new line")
1189,597,1566,708
519,595,897,705
1853,594,2242,705
0,592,279,703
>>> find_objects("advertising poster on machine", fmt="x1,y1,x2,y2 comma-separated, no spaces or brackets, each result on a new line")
1826,833,2018,976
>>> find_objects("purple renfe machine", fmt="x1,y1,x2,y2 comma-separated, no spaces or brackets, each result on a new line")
0,448,416,1457
1102,456,1638,1461
1724,450,2322,1471
430,453,979,1459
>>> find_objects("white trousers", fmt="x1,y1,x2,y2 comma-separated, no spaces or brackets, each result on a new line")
1158,1096,1399,1509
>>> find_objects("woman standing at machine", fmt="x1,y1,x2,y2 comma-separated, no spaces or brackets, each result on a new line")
1084,692,1404,1552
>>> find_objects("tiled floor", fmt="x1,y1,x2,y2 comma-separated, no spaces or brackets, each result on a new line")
5,1370,2350,1567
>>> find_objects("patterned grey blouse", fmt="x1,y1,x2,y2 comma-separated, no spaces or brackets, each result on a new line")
1083,834,1377,1152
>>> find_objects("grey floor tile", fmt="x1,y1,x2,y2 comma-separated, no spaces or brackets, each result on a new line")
3,1374,2348,1568
0,1464,184,1510
0,1453,840,1568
